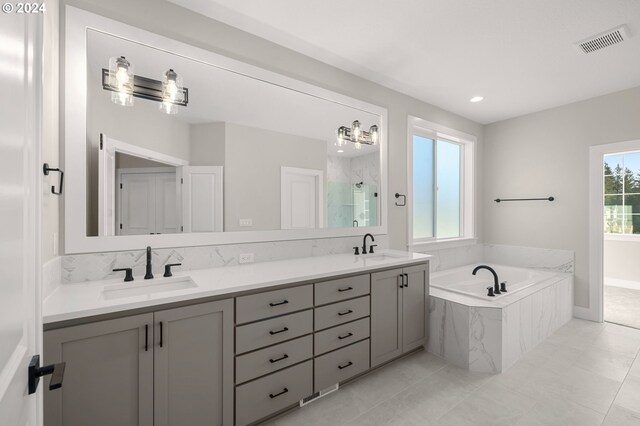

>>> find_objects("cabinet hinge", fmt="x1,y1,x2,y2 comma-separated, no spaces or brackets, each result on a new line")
120,183,123,189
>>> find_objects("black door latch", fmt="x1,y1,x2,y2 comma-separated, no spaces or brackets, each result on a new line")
28,355,65,395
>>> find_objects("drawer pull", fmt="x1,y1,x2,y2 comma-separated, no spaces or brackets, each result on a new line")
269,327,289,335
338,332,353,340
338,286,353,292
269,387,289,399
338,361,353,370
269,300,289,307
338,309,353,316
269,354,289,363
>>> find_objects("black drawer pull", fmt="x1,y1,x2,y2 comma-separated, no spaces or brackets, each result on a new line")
269,354,289,363
338,286,353,292
145,324,149,351
159,321,163,348
338,309,353,316
338,361,353,370
269,327,289,335
269,300,289,307
269,387,289,399
338,332,353,340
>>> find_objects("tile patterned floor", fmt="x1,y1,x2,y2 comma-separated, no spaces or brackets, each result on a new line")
263,319,640,426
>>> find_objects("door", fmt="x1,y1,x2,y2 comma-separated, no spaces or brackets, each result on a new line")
402,264,428,352
120,173,156,235
43,314,154,426
370,268,403,367
98,134,117,236
281,167,324,229
178,166,224,233
155,173,178,234
0,11,42,426
154,300,234,426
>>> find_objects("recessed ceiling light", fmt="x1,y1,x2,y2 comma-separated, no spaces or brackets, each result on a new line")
337,150,344,153
470,96,484,103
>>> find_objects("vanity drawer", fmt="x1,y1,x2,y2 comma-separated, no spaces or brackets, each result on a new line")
314,339,370,392
314,317,370,356
314,296,370,331
236,285,313,324
314,274,370,306
236,360,313,426
236,310,312,354
236,335,313,384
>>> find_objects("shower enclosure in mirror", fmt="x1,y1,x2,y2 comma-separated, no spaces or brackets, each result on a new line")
65,7,387,253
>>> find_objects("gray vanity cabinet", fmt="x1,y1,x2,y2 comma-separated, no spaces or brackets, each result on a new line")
44,300,234,426
153,300,234,426
43,314,154,426
370,264,428,367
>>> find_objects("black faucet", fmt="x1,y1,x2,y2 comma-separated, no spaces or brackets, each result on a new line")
144,246,153,280
472,265,501,295
362,233,375,254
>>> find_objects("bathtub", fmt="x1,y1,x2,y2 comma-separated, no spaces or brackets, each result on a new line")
427,263,573,373
431,264,556,301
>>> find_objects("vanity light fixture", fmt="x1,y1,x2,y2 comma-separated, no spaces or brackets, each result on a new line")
335,120,379,148
107,56,134,106
470,96,484,103
102,59,189,111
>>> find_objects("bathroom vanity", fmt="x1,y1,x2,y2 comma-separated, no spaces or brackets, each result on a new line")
43,251,429,426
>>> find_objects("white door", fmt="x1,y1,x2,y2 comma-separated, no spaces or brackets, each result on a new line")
97,134,116,236
0,11,42,426
281,167,324,229
178,166,224,233
119,174,156,235
155,174,178,234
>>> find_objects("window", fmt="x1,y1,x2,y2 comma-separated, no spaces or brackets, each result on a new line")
604,151,640,235
408,117,475,245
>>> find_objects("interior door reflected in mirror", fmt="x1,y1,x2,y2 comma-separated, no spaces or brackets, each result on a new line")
86,30,381,237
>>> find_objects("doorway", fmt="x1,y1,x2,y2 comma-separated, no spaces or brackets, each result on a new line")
589,140,640,326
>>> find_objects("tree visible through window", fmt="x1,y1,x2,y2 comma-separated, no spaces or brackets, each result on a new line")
604,152,640,234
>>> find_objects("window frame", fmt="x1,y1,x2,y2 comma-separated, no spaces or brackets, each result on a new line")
603,151,640,239
406,116,476,248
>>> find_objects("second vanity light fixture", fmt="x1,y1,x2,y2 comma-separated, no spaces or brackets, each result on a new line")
336,120,379,150
103,56,189,114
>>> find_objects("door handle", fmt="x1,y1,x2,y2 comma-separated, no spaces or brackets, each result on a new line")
28,355,66,394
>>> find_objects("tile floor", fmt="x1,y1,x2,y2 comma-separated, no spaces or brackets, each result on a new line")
604,285,640,330
264,319,640,426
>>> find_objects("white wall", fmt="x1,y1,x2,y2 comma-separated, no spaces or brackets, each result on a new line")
604,238,640,282
484,86,640,308
57,0,484,255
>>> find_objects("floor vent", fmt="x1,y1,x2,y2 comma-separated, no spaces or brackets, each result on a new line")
575,25,630,54
299,384,339,407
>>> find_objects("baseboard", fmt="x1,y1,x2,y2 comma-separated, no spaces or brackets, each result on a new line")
573,305,595,321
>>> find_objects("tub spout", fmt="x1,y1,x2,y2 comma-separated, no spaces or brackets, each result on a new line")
472,265,501,295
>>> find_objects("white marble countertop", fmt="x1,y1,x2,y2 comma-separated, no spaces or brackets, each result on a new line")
43,249,430,324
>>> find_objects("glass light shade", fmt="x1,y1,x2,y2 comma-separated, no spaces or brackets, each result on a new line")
108,56,134,106
370,125,379,144
335,127,346,146
161,69,184,107
352,120,361,142
159,100,178,115
354,141,362,150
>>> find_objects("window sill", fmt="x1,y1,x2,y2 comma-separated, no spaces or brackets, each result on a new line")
408,237,478,251
604,234,640,242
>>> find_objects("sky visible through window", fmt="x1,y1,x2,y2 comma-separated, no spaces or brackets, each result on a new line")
413,135,461,240
604,152,640,234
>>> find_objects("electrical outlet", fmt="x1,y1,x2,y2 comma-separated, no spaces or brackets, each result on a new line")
239,219,253,227
238,253,254,264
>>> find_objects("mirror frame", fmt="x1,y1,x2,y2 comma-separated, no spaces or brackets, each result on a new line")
64,6,388,254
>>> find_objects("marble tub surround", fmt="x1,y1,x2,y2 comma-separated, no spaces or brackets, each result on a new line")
44,249,427,324
62,235,388,284
418,243,483,272
428,273,573,373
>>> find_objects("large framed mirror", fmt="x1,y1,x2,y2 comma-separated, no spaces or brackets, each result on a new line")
64,7,387,253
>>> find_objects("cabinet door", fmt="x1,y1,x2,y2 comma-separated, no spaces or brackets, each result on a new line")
402,264,428,353
370,268,403,367
154,299,234,426
43,314,153,426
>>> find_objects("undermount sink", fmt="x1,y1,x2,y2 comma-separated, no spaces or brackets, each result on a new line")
102,276,197,300
361,253,405,262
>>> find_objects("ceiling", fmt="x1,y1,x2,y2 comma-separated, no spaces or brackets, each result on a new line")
169,0,640,124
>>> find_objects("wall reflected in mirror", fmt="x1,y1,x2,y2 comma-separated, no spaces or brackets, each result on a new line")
86,29,381,237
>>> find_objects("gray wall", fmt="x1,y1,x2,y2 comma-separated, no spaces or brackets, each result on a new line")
59,0,484,253
604,239,640,283
484,86,640,308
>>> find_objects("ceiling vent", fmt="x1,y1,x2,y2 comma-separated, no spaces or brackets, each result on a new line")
575,25,630,54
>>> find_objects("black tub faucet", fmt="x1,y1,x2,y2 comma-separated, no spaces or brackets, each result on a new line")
362,233,375,254
472,265,500,295
144,246,153,280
